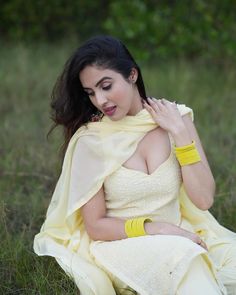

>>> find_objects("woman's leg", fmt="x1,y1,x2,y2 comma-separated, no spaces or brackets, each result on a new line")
177,255,222,295
210,242,236,295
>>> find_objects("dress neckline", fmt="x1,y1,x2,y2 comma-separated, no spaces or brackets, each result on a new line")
120,150,174,177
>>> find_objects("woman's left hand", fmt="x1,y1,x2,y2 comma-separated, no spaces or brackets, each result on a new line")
143,97,186,135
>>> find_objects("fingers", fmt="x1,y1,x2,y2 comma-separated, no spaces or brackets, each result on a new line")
143,98,158,117
145,97,177,109
146,97,166,112
161,98,178,108
160,98,169,105
146,97,161,112
196,237,208,251
142,97,178,126
200,241,208,251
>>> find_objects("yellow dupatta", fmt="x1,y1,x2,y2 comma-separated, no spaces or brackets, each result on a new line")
34,105,236,295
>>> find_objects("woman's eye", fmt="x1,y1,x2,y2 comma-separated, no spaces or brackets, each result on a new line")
103,84,111,91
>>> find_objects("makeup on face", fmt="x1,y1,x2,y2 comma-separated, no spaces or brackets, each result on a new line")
80,66,143,120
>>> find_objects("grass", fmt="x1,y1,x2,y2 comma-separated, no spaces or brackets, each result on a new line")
0,43,236,294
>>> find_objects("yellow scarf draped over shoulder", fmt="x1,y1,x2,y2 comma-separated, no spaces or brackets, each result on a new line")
34,105,236,295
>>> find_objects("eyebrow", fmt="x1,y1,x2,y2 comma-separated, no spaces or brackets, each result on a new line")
83,76,112,90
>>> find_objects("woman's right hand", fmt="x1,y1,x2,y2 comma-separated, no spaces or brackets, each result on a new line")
145,221,208,251
180,228,208,251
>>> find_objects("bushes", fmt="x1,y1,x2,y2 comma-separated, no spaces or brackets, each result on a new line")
1,0,236,61
0,1,108,41
103,0,236,62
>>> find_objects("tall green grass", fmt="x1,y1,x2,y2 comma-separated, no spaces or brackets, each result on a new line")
0,43,235,294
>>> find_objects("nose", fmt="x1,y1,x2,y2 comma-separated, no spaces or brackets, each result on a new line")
95,92,108,106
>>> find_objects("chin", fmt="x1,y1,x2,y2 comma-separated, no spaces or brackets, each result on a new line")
107,109,126,121
109,116,122,121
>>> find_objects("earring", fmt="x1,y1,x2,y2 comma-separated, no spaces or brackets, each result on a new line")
130,77,136,83
90,110,103,122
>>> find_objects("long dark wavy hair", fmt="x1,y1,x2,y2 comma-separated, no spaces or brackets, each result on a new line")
50,35,148,155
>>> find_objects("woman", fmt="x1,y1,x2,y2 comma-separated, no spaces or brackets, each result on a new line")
34,35,236,295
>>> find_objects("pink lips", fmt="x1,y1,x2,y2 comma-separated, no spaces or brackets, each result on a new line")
103,106,117,116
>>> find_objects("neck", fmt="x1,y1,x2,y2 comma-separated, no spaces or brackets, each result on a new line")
128,91,144,116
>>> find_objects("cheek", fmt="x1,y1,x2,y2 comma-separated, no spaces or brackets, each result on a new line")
112,82,131,101
89,97,98,108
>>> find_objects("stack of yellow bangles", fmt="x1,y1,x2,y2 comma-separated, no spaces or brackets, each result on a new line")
174,140,201,166
124,141,201,238
125,217,152,238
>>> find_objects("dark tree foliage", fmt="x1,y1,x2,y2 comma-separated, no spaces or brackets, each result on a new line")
1,0,236,62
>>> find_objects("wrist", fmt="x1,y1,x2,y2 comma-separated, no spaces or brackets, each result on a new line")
125,217,152,237
143,221,154,235
170,124,192,146
144,221,178,235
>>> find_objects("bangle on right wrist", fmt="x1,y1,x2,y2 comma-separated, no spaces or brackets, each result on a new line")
125,217,152,238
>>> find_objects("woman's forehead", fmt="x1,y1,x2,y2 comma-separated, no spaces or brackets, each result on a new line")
79,66,119,88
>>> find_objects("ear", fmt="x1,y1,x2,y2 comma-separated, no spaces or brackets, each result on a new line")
129,68,138,83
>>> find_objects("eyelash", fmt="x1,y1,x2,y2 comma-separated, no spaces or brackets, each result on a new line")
103,84,111,91
86,84,112,96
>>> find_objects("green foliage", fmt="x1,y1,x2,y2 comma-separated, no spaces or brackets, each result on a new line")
0,0,108,41
103,0,236,62
1,0,236,62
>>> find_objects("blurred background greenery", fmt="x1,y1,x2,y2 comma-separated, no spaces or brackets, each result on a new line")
1,1,236,294
1,0,236,62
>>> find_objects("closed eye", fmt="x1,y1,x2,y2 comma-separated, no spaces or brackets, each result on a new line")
84,84,111,96
102,84,111,91
84,90,94,96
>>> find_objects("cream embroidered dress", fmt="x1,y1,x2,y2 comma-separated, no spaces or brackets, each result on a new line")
34,105,236,295
90,135,224,294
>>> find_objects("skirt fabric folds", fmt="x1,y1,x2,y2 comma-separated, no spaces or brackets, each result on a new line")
89,217,236,295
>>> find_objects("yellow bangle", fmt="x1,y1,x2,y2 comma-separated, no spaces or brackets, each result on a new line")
125,217,152,238
174,141,201,166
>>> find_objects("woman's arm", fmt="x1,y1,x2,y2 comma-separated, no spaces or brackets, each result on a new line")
81,186,127,241
143,98,215,210
172,113,215,210
81,185,207,250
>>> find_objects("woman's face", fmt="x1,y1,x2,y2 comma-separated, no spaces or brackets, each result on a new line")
79,65,143,121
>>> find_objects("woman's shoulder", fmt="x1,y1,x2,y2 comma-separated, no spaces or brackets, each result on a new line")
176,103,194,121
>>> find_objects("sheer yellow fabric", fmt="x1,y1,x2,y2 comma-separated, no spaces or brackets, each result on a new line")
34,105,236,295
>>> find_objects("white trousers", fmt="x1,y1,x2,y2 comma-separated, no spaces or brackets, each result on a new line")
177,255,223,295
